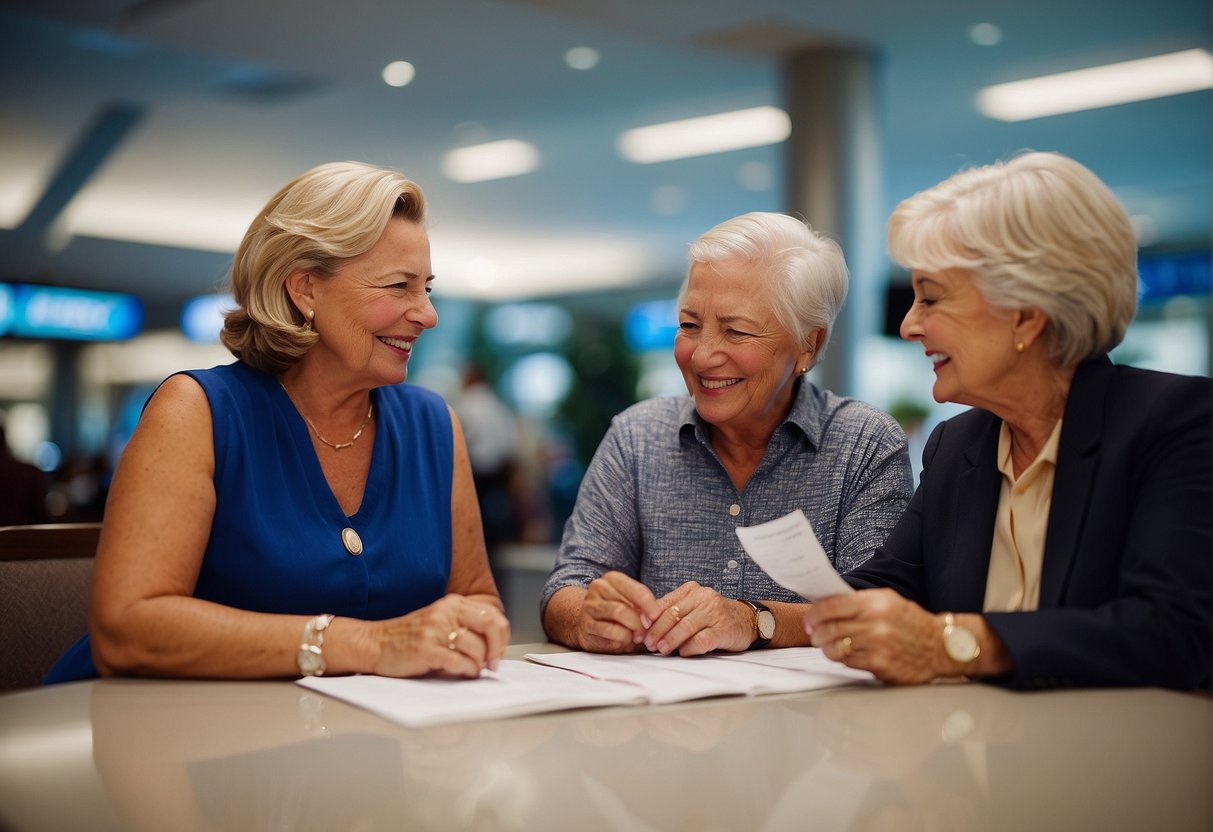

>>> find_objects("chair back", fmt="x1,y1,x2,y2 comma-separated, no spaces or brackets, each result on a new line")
0,523,101,691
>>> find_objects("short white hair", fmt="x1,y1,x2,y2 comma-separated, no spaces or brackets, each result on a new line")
681,212,849,360
887,151,1137,368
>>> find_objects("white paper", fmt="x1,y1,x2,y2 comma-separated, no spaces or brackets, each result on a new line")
734,509,855,601
298,649,876,729
525,648,874,704
297,659,645,727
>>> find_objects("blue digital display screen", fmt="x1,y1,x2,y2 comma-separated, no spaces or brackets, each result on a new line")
180,293,237,343
0,282,143,341
624,297,679,352
1138,251,1210,304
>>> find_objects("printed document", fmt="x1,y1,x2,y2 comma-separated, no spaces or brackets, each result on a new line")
298,648,875,728
735,509,855,600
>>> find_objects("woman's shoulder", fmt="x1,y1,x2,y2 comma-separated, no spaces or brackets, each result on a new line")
810,386,908,442
610,395,693,432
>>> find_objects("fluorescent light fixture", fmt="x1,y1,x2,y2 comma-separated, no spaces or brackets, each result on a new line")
978,48,1213,121
618,106,791,164
441,139,540,183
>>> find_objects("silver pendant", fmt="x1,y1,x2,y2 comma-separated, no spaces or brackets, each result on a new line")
341,527,364,556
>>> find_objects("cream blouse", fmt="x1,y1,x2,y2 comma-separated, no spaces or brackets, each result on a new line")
983,418,1063,612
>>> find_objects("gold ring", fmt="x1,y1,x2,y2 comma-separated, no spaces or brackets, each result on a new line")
839,636,853,657
670,604,682,621
447,630,459,650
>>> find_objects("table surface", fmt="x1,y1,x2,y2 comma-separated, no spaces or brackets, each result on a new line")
1,643,1210,832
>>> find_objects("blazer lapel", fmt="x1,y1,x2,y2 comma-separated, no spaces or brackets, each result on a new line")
944,417,1002,611
1040,358,1110,606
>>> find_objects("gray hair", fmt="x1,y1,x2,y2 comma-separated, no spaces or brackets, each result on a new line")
680,212,849,362
221,161,427,374
887,151,1137,368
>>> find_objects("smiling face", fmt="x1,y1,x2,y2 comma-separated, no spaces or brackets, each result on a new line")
302,217,437,388
673,258,814,442
899,268,1021,409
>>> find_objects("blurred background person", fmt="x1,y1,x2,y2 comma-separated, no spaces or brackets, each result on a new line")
453,363,522,552
543,212,913,656
807,152,1212,690
0,415,51,525
46,161,508,684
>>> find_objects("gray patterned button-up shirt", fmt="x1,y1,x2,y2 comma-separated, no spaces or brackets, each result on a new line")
541,381,914,611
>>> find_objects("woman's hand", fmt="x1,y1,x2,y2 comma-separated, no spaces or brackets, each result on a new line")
575,571,664,653
369,594,510,678
804,589,951,684
642,582,754,657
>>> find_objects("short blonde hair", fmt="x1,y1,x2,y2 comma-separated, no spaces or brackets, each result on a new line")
887,151,1137,368
682,212,849,361
221,161,426,373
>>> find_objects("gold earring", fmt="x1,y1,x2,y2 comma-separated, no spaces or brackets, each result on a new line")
1015,341,1025,353
307,309,315,321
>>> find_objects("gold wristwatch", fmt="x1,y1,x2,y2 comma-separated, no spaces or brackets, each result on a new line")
740,600,775,650
297,614,335,676
942,612,980,665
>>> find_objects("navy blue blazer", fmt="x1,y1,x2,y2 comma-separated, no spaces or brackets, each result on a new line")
846,356,1211,690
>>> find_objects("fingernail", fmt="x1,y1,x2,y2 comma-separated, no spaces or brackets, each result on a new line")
804,621,813,635
640,615,651,628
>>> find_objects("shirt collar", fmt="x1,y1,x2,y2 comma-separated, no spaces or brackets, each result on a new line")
997,417,1063,481
677,378,824,449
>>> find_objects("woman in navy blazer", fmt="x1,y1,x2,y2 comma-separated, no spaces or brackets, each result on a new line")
806,152,1211,689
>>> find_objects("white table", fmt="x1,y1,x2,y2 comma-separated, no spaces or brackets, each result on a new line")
1,643,1210,831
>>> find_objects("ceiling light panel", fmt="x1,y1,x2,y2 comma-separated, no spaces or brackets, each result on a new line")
441,140,540,183
618,106,791,164
978,49,1213,121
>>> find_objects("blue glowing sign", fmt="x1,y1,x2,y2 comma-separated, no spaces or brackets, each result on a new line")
1138,252,1210,304
624,298,679,352
181,293,237,343
0,283,143,341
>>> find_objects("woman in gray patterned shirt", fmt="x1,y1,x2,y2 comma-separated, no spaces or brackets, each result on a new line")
542,212,913,656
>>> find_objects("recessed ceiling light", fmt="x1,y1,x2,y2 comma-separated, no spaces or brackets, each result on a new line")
618,106,791,164
441,139,540,183
968,23,1002,46
382,61,415,88
978,48,1213,121
565,46,599,70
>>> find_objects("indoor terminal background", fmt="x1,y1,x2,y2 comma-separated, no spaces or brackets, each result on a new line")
1,1,1208,637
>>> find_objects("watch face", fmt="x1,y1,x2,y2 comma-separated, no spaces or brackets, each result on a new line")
297,646,325,676
757,610,776,640
944,623,979,663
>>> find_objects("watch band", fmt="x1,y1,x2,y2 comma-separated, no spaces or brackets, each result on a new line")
297,613,335,677
739,600,774,650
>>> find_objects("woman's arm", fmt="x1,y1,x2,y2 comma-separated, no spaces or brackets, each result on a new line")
90,380,506,679
90,374,358,678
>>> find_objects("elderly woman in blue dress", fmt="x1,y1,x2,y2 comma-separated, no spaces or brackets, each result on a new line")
807,152,1211,689
48,161,509,682
543,212,913,656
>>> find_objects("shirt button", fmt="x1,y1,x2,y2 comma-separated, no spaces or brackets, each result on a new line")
727,560,738,570
728,504,741,516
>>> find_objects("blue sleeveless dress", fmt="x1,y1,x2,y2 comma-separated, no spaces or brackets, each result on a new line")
45,361,453,682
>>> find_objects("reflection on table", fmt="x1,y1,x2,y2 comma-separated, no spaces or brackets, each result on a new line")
1,644,1210,831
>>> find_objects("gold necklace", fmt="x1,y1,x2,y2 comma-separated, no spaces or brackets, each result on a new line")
280,384,374,450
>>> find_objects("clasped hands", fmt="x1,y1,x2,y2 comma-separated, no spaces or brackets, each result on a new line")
577,571,752,656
